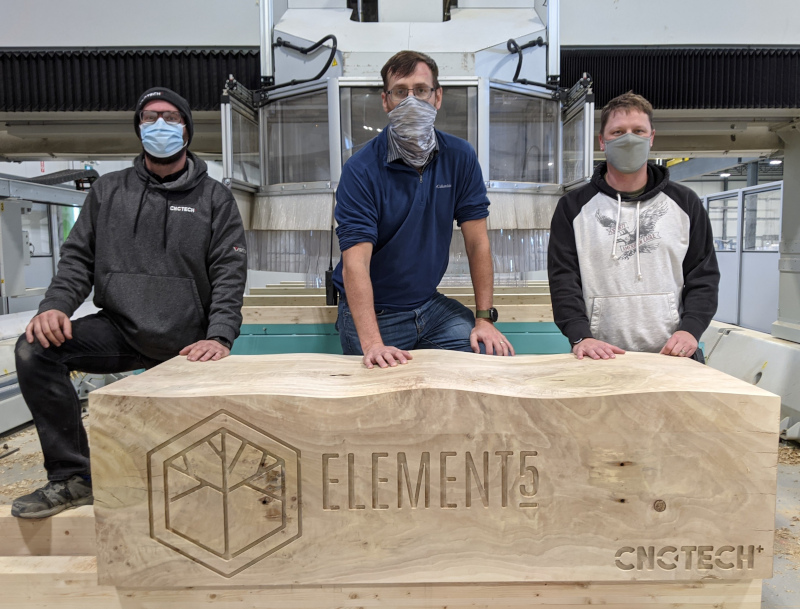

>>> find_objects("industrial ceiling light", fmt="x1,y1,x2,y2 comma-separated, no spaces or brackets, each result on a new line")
719,172,731,178
769,159,782,165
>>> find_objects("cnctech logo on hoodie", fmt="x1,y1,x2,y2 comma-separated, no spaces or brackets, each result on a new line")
169,206,195,213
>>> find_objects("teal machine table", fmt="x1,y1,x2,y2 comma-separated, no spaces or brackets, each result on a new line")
232,304,569,355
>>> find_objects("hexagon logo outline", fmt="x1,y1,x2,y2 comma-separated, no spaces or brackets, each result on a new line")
146,409,302,578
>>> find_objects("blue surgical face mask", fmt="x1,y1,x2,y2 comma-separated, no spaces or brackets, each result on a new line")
140,118,186,158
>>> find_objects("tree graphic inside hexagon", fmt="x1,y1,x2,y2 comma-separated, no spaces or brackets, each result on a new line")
165,428,286,557
147,410,301,577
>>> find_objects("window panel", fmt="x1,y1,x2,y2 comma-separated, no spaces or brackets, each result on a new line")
21,202,51,256
341,86,478,163
55,205,81,250
445,229,549,286
743,190,780,251
232,110,260,186
267,90,330,184
562,109,586,184
708,197,738,252
489,89,557,183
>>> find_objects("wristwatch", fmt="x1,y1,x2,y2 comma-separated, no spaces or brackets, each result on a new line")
476,307,499,323
210,336,232,349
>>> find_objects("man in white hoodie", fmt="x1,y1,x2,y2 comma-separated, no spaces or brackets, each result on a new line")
547,92,719,361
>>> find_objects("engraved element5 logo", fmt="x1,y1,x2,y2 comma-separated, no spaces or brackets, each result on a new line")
147,410,301,578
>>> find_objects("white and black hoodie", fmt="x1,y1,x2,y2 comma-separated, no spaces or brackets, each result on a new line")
547,162,719,353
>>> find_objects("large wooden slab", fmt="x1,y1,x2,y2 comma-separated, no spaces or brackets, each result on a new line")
90,352,779,588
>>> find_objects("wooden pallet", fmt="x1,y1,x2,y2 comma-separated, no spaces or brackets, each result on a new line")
0,556,764,608
0,516,765,606
0,502,766,607
0,505,95,556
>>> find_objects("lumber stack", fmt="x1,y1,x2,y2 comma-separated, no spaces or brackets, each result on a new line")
31,350,773,608
243,292,551,307
0,505,96,556
249,285,551,296
242,282,554,325
0,557,766,609
241,302,555,325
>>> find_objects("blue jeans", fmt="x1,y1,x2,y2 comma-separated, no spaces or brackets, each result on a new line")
336,292,478,355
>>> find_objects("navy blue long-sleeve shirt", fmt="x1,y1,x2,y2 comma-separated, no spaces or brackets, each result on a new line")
333,129,489,311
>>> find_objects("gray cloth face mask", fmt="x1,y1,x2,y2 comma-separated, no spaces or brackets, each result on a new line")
603,132,651,174
386,95,437,168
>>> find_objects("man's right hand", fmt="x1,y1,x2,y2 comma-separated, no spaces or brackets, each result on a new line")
572,338,625,360
26,310,73,348
362,343,413,369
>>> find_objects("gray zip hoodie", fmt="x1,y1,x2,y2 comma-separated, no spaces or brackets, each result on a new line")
38,153,247,361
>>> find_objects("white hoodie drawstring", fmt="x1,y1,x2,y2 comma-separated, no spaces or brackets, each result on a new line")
611,193,622,260
635,200,642,281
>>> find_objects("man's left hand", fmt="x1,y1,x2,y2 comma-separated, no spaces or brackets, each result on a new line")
180,340,231,362
470,319,515,356
660,331,697,358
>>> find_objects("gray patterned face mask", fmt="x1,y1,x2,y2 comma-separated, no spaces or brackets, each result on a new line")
387,95,437,168
603,132,651,174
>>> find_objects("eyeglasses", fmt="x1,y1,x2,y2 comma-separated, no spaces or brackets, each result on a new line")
385,86,436,102
140,110,183,126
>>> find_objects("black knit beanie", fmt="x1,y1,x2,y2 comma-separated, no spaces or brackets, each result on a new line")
133,87,194,146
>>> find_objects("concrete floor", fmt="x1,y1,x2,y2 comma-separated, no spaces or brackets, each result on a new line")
0,421,49,504
1,422,798,605
764,445,800,608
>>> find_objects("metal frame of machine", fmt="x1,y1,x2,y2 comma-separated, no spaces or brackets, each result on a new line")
216,0,594,354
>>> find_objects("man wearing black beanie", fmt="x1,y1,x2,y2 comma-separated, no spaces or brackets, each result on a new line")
11,87,248,519
133,87,195,167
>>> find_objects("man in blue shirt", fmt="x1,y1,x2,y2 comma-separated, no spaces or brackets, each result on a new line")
333,50,513,369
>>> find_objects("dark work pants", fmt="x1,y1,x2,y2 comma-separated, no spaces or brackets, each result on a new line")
15,313,163,482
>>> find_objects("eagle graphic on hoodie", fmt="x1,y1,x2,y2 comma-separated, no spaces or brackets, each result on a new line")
548,162,720,353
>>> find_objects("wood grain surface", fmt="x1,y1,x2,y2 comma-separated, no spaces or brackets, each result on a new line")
90,351,779,588
240,304,338,325
0,557,762,608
